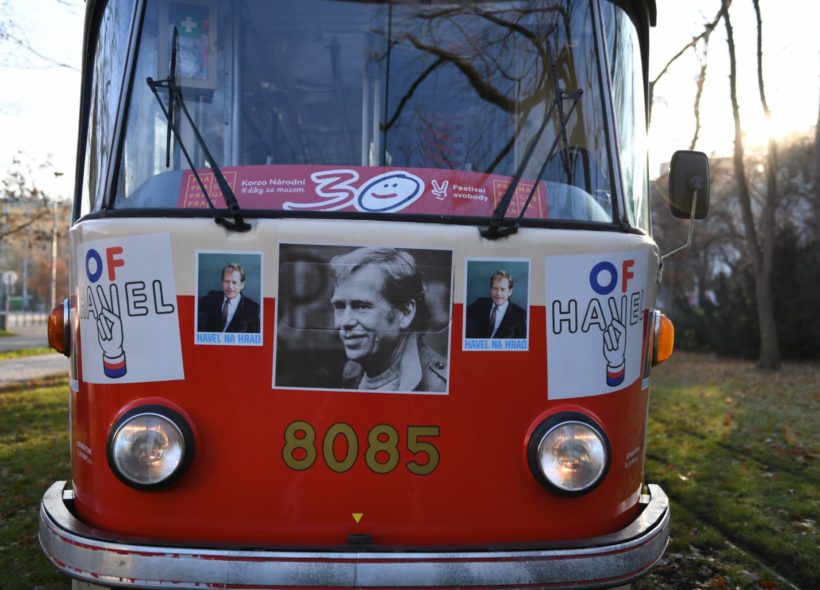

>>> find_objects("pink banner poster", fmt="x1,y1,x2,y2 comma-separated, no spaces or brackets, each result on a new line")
178,165,548,219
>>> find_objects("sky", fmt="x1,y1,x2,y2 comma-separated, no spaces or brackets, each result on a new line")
648,0,820,175
0,0,83,200
0,0,818,198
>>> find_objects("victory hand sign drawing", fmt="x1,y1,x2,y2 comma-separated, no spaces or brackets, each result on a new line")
603,297,626,386
95,285,127,378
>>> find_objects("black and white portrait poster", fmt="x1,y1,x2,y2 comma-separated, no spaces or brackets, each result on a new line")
274,244,452,394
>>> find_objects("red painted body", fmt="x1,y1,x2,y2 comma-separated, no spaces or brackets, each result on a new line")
70,300,648,546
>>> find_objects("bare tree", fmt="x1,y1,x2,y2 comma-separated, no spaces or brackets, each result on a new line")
649,7,724,313
813,85,820,241
1,156,49,238
0,154,71,311
689,39,711,151
0,0,80,70
723,0,780,369
648,7,722,127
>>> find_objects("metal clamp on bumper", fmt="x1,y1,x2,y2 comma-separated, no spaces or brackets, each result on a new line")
40,481,669,589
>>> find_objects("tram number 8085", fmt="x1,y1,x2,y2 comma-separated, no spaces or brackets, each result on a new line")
282,421,441,475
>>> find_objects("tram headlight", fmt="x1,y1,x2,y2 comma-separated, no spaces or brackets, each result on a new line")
528,414,609,495
107,406,194,489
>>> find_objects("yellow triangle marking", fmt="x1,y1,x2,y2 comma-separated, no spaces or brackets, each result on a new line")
352,513,364,524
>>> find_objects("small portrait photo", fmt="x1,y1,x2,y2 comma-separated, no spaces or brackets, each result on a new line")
464,258,530,351
195,252,263,346
274,244,453,394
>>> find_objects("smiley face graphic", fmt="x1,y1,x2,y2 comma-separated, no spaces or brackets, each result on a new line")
355,172,425,213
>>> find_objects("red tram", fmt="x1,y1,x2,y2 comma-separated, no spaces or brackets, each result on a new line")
40,0,709,588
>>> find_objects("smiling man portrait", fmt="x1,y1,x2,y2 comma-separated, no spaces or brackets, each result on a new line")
329,247,446,393
274,244,452,392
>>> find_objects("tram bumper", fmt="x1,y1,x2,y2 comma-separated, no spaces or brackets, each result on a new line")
40,481,669,589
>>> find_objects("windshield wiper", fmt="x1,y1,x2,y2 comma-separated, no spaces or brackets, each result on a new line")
481,82,582,240
147,27,250,232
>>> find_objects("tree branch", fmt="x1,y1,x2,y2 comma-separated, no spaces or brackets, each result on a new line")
0,208,51,241
648,7,722,124
689,40,710,150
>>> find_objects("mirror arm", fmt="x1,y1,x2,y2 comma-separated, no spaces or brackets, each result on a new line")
661,176,704,261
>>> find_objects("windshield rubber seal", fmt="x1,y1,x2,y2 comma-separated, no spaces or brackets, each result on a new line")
75,207,647,237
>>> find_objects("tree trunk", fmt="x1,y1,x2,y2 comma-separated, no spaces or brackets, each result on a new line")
813,86,820,242
723,0,780,369
752,0,781,370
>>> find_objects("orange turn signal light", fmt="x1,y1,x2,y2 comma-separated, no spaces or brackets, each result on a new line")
652,312,674,366
48,299,70,357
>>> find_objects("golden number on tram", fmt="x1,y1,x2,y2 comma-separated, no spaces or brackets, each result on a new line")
365,424,400,474
282,421,440,475
406,426,440,475
282,421,317,471
322,423,358,473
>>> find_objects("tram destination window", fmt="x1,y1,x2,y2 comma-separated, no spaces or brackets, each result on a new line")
108,0,644,226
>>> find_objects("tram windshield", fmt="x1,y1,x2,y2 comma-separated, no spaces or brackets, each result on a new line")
93,0,646,227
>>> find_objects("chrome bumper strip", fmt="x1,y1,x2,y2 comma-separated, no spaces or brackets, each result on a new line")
40,481,669,589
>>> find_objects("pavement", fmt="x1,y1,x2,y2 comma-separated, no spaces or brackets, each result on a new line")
0,322,69,385
0,321,49,351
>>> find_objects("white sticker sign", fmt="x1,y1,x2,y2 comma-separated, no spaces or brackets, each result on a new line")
545,250,648,399
77,233,184,384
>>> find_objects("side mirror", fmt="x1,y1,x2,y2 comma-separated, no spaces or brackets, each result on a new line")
668,150,710,219
661,151,710,261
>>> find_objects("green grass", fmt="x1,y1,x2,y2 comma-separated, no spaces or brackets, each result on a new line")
0,347,54,361
1,356,817,589
635,352,819,590
0,377,71,589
